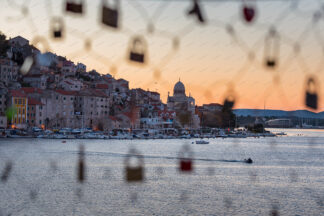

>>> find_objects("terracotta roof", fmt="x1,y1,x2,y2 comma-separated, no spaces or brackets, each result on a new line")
117,79,128,83
90,89,108,98
63,60,74,67
55,89,78,96
203,103,222,107
96,84,109,89
64,81,73,85
109,116,117,121
28,98,43,105
21,87,43,94
10,89,27,97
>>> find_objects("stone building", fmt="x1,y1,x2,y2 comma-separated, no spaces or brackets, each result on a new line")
167,80,200,129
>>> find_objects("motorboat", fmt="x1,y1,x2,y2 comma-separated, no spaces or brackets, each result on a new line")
244,158,253,164
196,140,209,144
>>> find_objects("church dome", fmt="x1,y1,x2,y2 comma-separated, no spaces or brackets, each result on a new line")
173,80,185,96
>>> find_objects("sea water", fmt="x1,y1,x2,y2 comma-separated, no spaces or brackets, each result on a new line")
0,129,323,215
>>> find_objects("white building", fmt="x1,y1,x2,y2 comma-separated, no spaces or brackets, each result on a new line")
23,74,48,89
0,58,19,86
58,78,84,91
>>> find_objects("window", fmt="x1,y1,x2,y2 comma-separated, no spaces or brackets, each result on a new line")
56,96,58,100
63,97,66,100
39,120,42,124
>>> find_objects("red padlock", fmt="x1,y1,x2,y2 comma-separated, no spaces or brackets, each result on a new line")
243,6,255,23
178,145,194,173
242,0,256,23
180,160,192,172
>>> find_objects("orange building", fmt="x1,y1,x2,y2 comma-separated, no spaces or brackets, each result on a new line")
9,90,28,128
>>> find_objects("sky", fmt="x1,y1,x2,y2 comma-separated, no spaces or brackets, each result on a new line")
0,0,324,111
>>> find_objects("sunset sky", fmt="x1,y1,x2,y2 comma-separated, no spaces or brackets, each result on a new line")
1,0,324,111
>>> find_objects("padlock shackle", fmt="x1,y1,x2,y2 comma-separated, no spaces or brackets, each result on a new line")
68,0,84,3
128,36,147,57
31,36,50,53
178,145,194,159
264,28,280,60
51,17,64,26
223,87,236,103
124,148,144,167
102,0,120,8
306,76,319,93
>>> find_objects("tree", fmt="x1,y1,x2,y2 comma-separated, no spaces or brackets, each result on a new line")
221,106,236,128
0,32,9,57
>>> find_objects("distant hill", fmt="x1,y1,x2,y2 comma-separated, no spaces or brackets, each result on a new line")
233,109,324,119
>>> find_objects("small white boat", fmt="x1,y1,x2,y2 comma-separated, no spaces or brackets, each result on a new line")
196,140,209,144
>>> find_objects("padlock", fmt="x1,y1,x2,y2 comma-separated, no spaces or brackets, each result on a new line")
178,145,193,172
180,160,192,171
1,161,13,182
31,36,50,53
305,77,318,110
102,0,119,28
51,17,64,39
264,27,280,69
243,6,255,23
242,1,256,23
66,0,83,14
223,94,235,111
129,37,146,63
77,145,85,183
125,148,144,182
20,56,34,75
266,59,276,68
187,0,205,23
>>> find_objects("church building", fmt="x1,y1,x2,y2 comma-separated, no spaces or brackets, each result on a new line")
167,80,200,129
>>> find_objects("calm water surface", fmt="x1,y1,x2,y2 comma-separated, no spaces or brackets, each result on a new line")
0,129,323,215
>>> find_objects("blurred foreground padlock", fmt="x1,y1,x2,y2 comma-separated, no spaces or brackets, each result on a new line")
78,145,85,183
102,0,119,28
223,91,236,111
305,77,318,110
264,27,280,69
66,0,83,14
187,0,205,23
129,36,146,63
178,145,194,172
51,17,64,39
242,1,256,23
125,148,144,182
